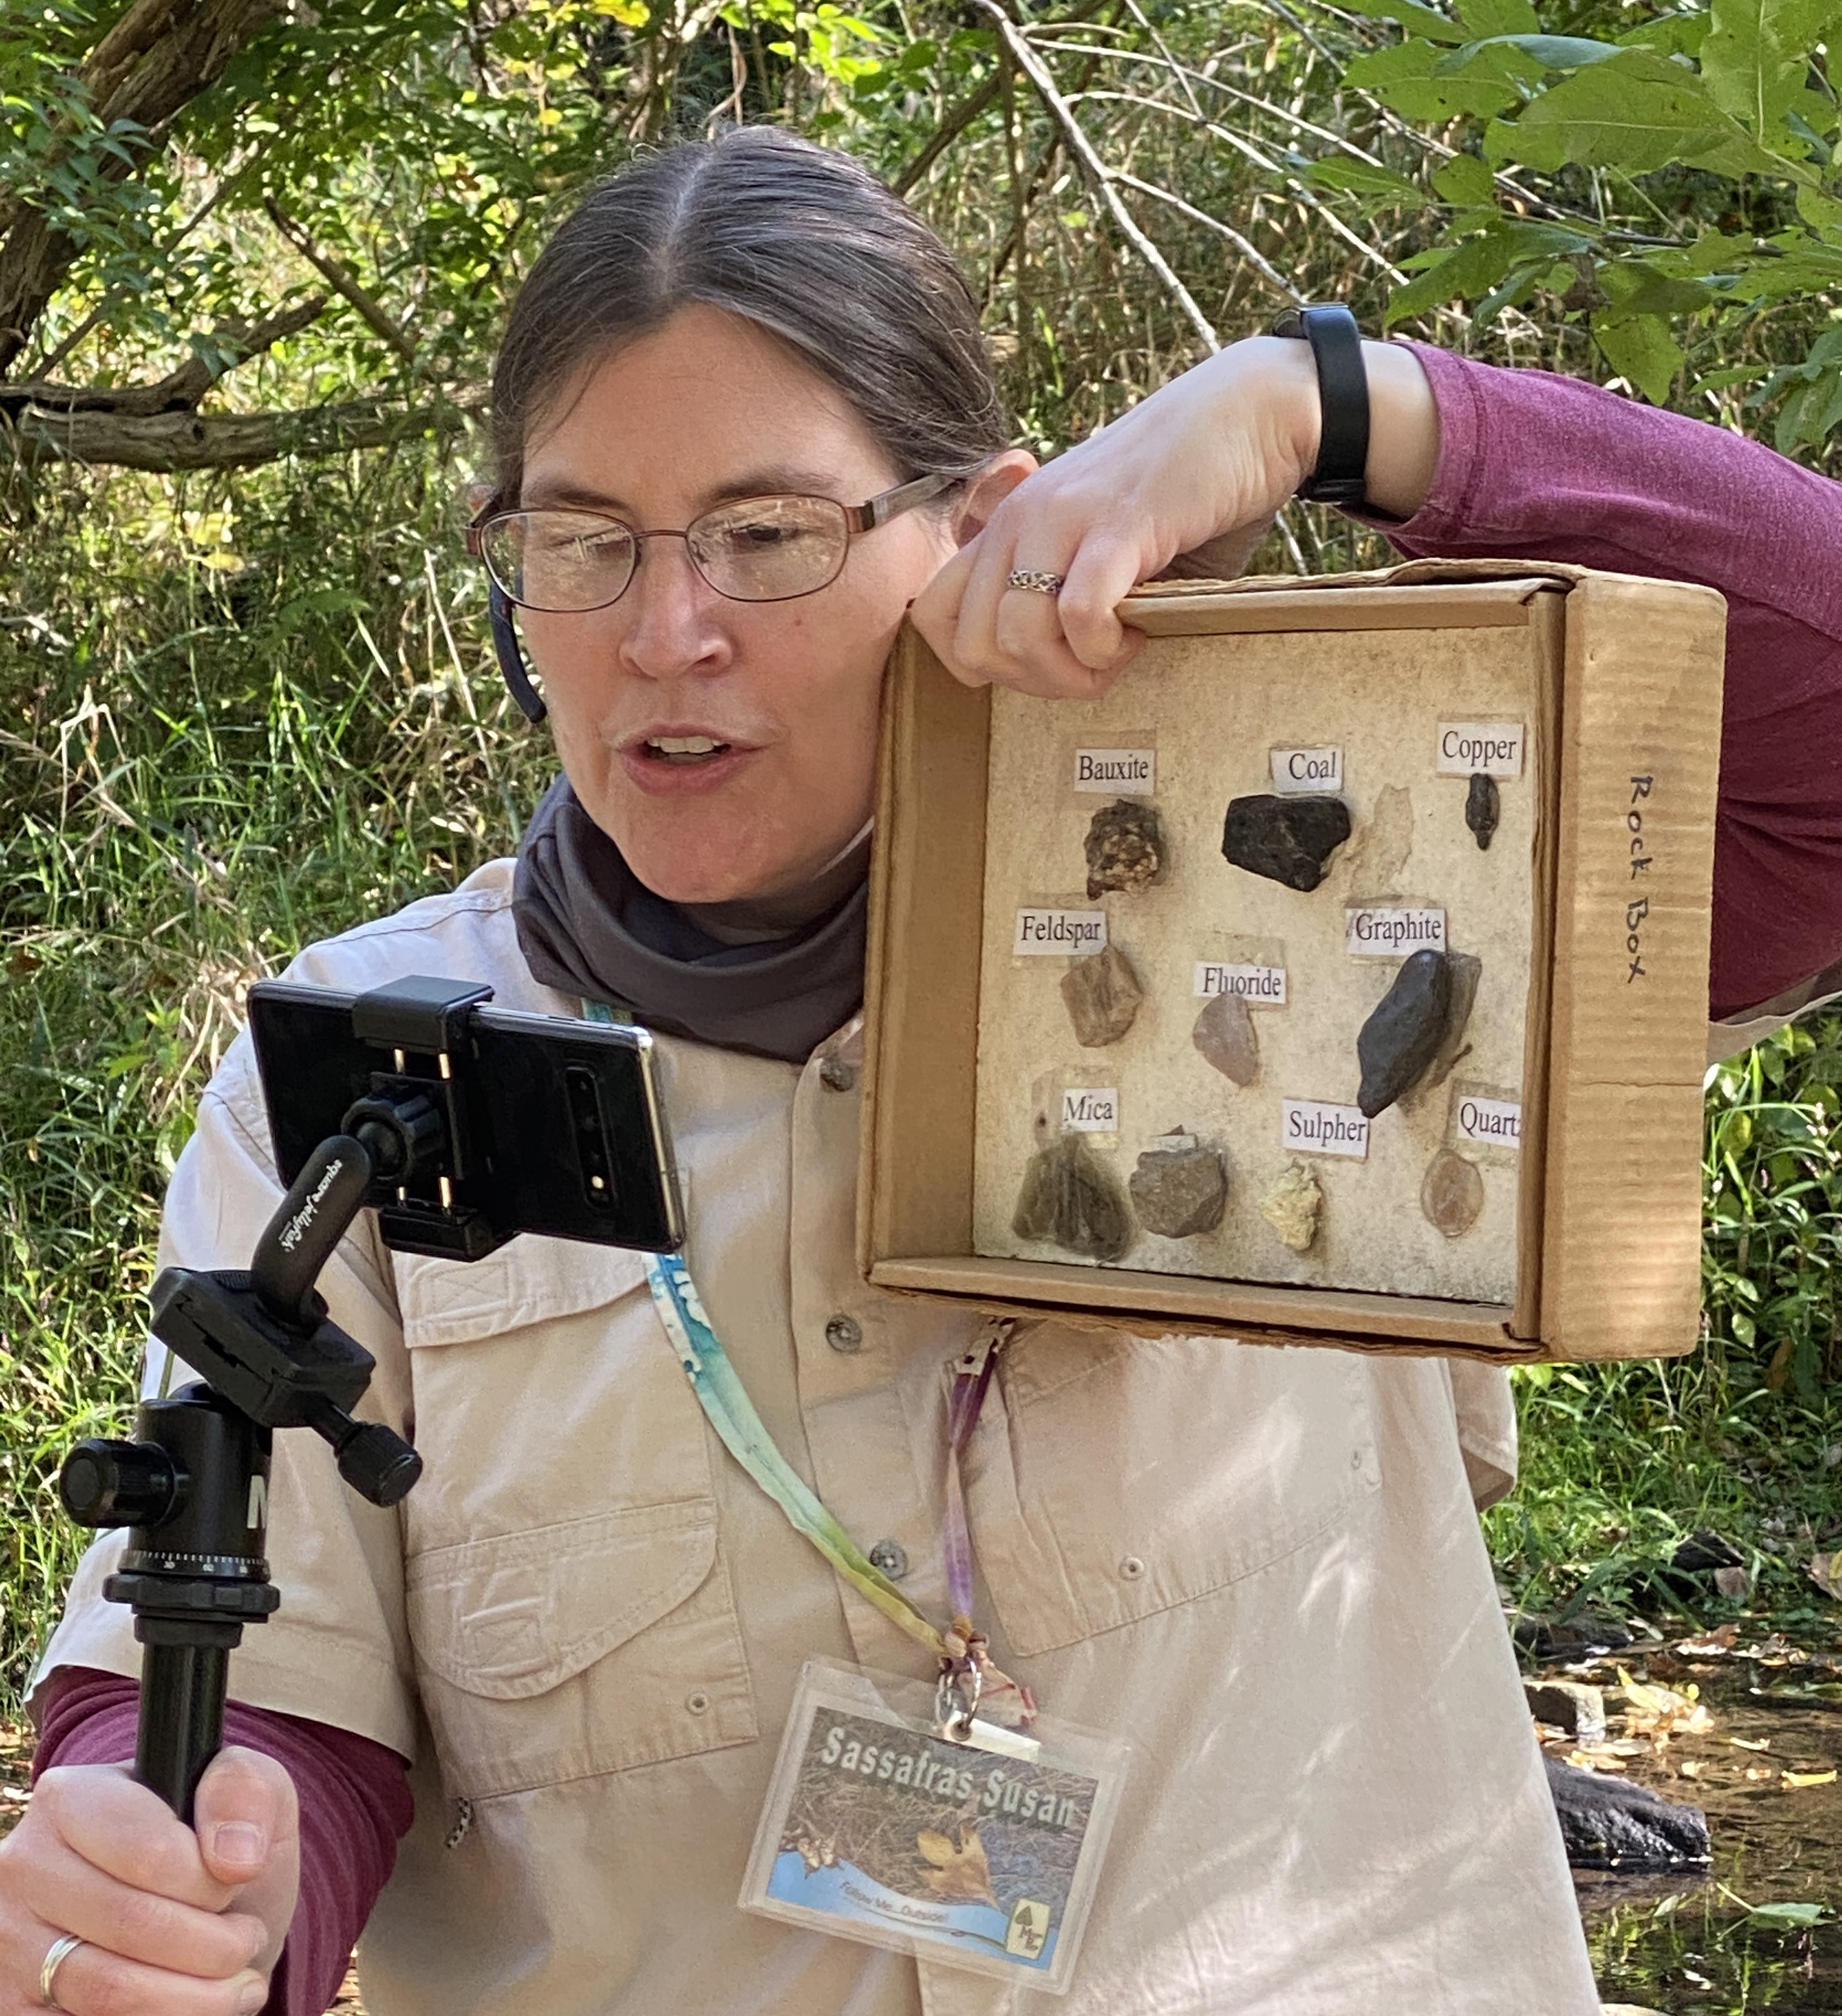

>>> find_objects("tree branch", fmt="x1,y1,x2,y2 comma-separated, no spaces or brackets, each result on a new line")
264,203,417,366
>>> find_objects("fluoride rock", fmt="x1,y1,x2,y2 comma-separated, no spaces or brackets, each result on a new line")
1060,942,1143,1047
1421,1147,1484,1239
1012,1132,1134,1262
1129,1137,1228,1237
1220,793,1351,893
1425,951,1481,1090
1466,771,1500,851
1356,947,1453,1119
1191,989,1259,1086
1258,1161,1322,1254
1084,798,1165,899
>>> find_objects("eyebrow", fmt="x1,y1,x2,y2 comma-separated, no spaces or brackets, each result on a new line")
519,465,862,514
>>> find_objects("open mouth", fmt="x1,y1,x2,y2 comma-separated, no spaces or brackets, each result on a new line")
642,734,733,767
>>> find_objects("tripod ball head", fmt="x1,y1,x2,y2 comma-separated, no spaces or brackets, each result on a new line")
60,1440,182,1529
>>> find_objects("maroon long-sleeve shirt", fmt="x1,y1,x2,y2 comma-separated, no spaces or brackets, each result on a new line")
33,347,1842,2012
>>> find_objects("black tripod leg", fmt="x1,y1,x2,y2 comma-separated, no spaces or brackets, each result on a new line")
136,1637,231,1823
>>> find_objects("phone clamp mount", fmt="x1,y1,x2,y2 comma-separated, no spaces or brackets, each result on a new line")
57,976,495,1821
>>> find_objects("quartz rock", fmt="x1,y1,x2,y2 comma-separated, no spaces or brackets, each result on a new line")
1258,1161,1322,1253
1191,989,1258,1086
1220,794,1350,893
1011,1133,1134,1262
1129,1137,1227,1237
1084,798,1165,898
1425,952,1481,1091
1421,1147,1484,1239
1466,771,1500,851
1356,948,1453,1118
1060,943,1143,1047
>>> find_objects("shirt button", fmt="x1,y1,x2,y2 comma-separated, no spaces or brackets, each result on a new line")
825,1314,864,1354
820,1055,856,1092
686,1689,711,1715
1118,1555,1146,1581
869,1539,909,1580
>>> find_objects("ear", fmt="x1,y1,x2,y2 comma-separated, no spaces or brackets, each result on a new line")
951,449,1039,548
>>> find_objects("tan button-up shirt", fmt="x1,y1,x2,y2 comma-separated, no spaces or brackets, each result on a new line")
35,861,1598,2016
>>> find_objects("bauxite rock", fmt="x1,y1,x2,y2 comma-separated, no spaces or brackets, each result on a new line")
1084,798,1165,898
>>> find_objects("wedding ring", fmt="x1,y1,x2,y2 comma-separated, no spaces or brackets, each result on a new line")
1006,568,1065,596
40,1933,85,2010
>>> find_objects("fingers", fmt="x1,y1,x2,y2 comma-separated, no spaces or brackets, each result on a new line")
29,1767,235,1914
192,1749,298,1894
21,1923,269,2015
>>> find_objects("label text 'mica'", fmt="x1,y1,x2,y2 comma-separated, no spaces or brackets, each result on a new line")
1345,907,1447,956
1062,1088,1119,1131
1193,961,1288,1004
1282,1099,1370,1159
1456,1097,1521,1148
1436,722,1525,778
1073,748,1156,793
1014,909,1107,955
1269,746,1343,794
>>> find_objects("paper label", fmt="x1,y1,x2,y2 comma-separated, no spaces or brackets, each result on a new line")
1269,745,1343,794
1060,1088,1120,1133
1455,1095,1522,1148
1436,723,1525,778
1282,1099,1370,1159
1072,748,1156,793
1344,907,1447,956
1193,961,1288,1005
1014,909,1107,955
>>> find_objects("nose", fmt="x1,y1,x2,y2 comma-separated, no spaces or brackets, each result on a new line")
616,532,731,683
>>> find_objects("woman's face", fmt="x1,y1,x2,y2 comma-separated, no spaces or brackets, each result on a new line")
517,304,1001,904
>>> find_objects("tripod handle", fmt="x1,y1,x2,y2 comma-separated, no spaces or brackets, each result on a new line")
137,1640,230,1823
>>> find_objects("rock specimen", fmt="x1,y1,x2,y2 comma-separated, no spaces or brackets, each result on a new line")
1355,948,1453,1118
1060,943,1143,1047
1191,989,1258,1086
1420,1147,1484,1239
1424,951,1481,1090
1344,781,1414,891
1465,771,1500,851
1258,1162,1322,1253
1220,794,1350,893
1084,798,1165,898
1128,1136,1227,1237
1542,1755,1710,1871
1011,1132,1134,1262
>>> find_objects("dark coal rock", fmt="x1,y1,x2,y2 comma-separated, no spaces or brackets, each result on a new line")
1356,949,1453,1118
1465,771,1500,851
1060,943,1143,1047
1220,794,1350,893
1128,1138,1227,1238
1012,1133,1134,1262
1544,1755,1710,1871
1084,798,1165,898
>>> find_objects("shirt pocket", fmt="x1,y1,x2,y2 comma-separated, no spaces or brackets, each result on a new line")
395,1236,759,1798
961,1327,1380,1658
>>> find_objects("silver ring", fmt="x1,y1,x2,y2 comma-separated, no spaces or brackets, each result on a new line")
1007,568,1065,597
40,1933,85,2010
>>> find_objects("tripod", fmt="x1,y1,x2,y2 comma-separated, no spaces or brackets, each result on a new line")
57,977,492,1822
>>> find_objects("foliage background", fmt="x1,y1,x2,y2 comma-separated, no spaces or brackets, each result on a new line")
4,0,1842,1710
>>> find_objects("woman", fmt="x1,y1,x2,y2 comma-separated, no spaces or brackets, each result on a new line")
7,127,1841,2016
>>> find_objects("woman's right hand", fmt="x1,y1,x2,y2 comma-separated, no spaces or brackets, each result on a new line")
0,1746,299,2014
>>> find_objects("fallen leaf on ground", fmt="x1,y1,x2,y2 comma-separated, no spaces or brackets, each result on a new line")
1619,1668,1713,1742
1731,1736,1772,1752
1810,1554,1842,1600
1675,1625,1739,1656
1746,1766,1776,1781
1678,1760,1706,1779
1782,1769,1838,1789
1567,1750,1629,1772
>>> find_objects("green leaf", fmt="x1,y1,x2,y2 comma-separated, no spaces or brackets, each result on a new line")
1796,182,1842,232
1433,150,1495,203
1702,0,1830,143
1307,155,1425,202
1384,223,1530,321
1332,0,1469,44
1591,306,1686,401
1455,0,1539,37
1348,37,1525,119
1747,1901,1830,1926
1487,51,1779,177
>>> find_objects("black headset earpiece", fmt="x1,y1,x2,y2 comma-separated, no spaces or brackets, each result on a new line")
489,584,547,723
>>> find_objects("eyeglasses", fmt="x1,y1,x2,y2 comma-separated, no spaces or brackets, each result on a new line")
465,472,955,613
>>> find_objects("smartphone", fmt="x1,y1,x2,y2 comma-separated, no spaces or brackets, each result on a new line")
246,979,683,1260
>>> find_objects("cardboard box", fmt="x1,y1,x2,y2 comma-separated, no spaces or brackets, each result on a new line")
859,561,1727,1362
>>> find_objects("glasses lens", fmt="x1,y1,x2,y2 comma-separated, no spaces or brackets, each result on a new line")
484,511,637,612
688,496,849,601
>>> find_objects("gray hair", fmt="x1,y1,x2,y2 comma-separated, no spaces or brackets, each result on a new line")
490,128,1008,501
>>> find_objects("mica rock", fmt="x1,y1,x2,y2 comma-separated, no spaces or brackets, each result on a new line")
1425,952,1481,1091
1191,989,1259,1086
1129,1139,1228,1237
1421,1147,1484,1239
1220,794,1350,893
1011,1133,1134,1262
1356,948,1453,1118
1060,943,1143,1047
1084,798,1165,898
1465,771,1500,851
1258,1162,1322,1254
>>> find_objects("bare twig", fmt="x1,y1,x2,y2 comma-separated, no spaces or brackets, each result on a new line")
266,200,417,366
893,71,1007,196
1112,171,1304,303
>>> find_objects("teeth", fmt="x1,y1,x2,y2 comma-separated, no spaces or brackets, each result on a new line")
647,734,725,758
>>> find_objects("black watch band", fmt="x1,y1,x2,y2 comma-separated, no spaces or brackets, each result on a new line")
1269,304,1370,509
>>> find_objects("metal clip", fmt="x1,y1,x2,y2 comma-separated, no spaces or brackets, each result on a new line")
933,1657,984,1744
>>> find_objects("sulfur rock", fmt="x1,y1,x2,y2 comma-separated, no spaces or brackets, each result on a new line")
1356,948,1453,1119
1129,1136,1228,1237
1421,1148,1484,1239
1084,798,1166,899
1221,794,1351,893
1012,1131,1134,1262
1060,943,1143,1047
1466,772,1500,851
1425,952,1481,1091
1259,1161,1322,1254
1191,989,1259,1086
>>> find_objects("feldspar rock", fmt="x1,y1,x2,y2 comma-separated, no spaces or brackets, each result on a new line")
1465,771,1500,851
1425,951,1481,1090
1060,943,1143,1047
1543,1755,1710,1871
1011,1133,1134,1262
1191,989,1259,1086
1258,1162,1322,1254
1524,1679,1606,1743
1421,1147,1484,1239
1356,948,1453,1118
1129,1138,1228,1237
1220,794,1350,893
1084,798,1165,898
